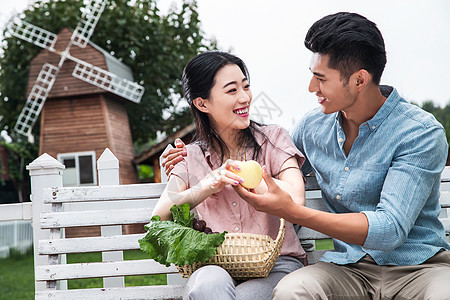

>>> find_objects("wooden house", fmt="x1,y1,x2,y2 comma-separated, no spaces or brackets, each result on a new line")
134,123,195,182
27,28,138,186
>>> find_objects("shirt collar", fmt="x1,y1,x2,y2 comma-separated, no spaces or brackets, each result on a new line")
366,85,399,131
335,85,400,131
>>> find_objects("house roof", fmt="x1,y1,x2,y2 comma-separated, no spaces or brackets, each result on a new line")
89,41,134,82
134,123,195,165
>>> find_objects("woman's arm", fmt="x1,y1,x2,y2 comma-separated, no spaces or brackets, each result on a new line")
274,157,305,206
253,157,305,206
152,175,210,220
152,160,243,220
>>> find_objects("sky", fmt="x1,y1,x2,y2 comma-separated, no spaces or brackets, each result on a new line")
1,0,450,132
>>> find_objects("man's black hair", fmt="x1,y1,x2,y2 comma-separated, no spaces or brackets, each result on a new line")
305,12,387,85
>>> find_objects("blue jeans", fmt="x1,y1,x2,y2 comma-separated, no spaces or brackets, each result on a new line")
187,255,304,300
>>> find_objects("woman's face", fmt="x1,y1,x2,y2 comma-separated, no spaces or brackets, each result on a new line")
203,64,252,135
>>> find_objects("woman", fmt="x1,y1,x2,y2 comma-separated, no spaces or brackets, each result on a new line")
152,51,306,299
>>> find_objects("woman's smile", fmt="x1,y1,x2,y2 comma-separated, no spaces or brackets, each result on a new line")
233,106,249,117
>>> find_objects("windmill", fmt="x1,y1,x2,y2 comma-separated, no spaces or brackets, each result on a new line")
5,0,145,187
7,0,145,143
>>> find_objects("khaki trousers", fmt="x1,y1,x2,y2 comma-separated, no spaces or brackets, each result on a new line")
272,250,450,300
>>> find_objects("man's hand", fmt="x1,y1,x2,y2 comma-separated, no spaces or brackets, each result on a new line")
161,138,187,176
234,166,369,245
233,166,297,219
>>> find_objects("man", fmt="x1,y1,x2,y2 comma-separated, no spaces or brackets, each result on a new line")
163,12,450,299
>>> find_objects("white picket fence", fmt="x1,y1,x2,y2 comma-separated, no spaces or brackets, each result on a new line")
0,220,33,258
0,148,186,296
0,193,33,259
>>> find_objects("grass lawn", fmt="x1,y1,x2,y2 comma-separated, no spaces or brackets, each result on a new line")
0,249,35,300
0,240,335,299
67,250,166,289
0,249,165,300
315,238,334,250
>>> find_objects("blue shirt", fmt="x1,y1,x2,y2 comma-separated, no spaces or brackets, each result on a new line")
291,86,450,265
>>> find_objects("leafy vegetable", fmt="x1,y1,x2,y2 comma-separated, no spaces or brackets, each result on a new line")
139,204,227,266
170,203,194,228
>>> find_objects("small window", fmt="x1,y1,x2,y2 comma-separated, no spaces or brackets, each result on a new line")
57,152,97,186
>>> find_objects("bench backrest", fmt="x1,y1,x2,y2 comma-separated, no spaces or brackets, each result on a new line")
34,165,450,299
298,175,332,264
439,167,450,241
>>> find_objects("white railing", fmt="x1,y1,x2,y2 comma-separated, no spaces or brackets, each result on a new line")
0,220,33,258
0,191,33,259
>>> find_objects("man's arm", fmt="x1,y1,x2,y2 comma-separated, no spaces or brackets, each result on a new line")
237,124,448,250
234,167,369,246
360,125,448,250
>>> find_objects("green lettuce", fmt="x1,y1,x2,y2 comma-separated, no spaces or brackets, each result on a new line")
139,203,227,266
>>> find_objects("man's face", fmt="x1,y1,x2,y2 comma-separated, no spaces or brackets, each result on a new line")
308,53,357,115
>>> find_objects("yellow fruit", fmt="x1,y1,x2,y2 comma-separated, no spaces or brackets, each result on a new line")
232,160,263,189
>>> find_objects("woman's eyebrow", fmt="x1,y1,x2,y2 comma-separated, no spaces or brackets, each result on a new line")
223,81,237,88
222,78,248,89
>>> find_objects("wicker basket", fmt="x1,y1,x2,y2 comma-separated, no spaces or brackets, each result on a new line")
176,218,285,280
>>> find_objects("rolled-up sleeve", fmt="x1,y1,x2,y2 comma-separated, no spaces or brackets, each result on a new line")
362,125,448,250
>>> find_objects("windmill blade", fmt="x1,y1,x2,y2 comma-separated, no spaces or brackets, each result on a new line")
72,61,144,103
6,18,58,50
70,0,107,48
14,63,60,140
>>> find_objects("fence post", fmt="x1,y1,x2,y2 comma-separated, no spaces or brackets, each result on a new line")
97,148,124,288
27,153,65,292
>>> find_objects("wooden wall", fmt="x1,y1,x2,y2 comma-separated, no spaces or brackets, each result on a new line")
39,94,138,185
102,94,139,185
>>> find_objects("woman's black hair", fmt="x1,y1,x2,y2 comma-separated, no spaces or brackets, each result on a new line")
304,12,387,85
181,51,265,162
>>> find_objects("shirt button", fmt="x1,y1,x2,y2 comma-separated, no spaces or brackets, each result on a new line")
234,227,239,231
371,126,376,130
336,195,341,200
344,166,349,171
338,138,344,143
232,202,237,206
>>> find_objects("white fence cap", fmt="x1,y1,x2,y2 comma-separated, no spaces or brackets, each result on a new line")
97,148,119,170
26,153,65,175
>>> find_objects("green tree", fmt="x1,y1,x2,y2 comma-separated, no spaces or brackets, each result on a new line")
421,100,450,144
0,0,214,145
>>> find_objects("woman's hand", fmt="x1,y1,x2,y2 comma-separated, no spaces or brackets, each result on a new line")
161,138,187,176
201,159,244,196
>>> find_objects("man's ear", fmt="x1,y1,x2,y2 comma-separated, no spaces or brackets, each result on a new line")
354,69,370,89
193,97,209,113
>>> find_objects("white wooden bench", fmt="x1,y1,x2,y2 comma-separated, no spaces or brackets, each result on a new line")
30,150,450,299
297,175,333,264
